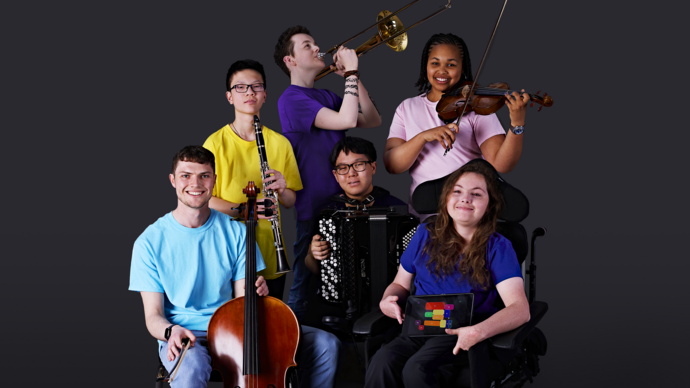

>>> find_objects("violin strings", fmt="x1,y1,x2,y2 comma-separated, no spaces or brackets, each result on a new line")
468,87,539,103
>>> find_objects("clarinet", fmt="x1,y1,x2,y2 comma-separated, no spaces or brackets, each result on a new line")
253,115,291,274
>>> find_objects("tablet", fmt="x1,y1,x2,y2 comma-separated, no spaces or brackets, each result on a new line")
402,294,474,337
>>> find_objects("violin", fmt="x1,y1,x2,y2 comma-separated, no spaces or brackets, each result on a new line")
436,81,553,124
207,182,300,388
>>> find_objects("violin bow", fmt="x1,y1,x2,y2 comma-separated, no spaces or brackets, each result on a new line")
444,0,509,157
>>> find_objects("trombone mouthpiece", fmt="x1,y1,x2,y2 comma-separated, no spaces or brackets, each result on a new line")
317,52,326,60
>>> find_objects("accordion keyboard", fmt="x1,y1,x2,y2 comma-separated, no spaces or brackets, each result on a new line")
397,227,417,265
318,215,357,303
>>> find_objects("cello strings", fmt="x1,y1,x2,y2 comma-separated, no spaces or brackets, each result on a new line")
249,217,256,379
248,211,259,386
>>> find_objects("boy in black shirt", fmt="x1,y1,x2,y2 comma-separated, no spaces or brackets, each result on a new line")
305,137,405,272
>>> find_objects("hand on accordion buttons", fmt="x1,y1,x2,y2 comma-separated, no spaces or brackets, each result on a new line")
263,169,287,196
311,234,331,261
257,198,277,220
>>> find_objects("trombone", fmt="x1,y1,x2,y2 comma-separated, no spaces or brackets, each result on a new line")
315,0,452,81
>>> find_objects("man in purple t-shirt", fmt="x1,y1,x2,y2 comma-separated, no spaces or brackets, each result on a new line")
273,25,382,322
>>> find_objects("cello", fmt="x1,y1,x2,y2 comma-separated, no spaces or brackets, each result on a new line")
207,182,301,388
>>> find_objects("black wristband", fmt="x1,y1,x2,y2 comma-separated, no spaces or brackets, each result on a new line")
164,324,177,340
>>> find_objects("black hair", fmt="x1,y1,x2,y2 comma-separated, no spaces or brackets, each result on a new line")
172,145,215,174
273,25,311,77
226,59,267,92
328,137,377,168
415,33,473,95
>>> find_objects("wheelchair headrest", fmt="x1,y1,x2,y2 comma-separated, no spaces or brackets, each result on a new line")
411,159,529,223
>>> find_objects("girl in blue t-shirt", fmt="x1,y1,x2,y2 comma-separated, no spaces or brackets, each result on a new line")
364,160,530,388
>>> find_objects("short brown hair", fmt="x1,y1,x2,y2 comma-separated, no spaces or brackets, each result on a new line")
171,146,215,174
273,25,311,77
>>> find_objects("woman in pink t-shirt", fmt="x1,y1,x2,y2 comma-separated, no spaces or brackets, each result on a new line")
384,33,530,216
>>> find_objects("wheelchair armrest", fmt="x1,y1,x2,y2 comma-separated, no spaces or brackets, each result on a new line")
322,315,354,335
352,309,398,336
489,301,548,350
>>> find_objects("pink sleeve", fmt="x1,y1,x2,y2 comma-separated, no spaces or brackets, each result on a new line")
473,113,506,147
388,101,408,141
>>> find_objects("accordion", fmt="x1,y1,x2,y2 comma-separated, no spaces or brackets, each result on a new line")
317,205,419,316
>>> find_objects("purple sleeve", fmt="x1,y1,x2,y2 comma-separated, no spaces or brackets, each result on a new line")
400,225,429,274
280,89,342,134
487,234,522,285
309,203,327,238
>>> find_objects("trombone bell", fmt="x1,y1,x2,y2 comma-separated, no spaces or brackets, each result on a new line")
314,1,452,81
356,10,408,55
379,10,407,52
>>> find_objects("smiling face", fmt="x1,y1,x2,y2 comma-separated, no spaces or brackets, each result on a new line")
332,150,376,202
287,33,324,72
426,43,463,101
226,69,266,115
169,161,216,210
446,172,490,232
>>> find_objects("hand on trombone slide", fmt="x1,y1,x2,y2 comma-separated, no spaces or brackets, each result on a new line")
329,46,359,77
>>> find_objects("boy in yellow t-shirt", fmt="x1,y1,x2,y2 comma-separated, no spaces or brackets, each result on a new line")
203,59,302,299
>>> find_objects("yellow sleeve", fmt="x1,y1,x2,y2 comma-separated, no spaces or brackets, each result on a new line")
202,136,221,198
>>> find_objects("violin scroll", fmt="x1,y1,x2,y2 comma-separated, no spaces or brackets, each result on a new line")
529,90,553,112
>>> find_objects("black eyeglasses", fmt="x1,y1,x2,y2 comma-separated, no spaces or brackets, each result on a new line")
334,161,373,175
230,83,265,93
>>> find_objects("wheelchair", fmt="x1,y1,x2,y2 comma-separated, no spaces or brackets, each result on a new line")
305,159,549,387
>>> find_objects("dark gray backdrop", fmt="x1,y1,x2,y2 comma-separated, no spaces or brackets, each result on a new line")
3,0,688,386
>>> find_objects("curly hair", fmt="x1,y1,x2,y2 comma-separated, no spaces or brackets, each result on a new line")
273,25,311,77
423,161,504,289
415,33,473,95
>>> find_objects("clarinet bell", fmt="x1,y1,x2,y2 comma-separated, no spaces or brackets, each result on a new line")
275,248,292,274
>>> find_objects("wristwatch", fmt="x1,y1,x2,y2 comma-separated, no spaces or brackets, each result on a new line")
164,324,177,340
509,125,524,135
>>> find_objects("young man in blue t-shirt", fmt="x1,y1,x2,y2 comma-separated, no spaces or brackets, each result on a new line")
129,146,340,388
273,26,382,321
